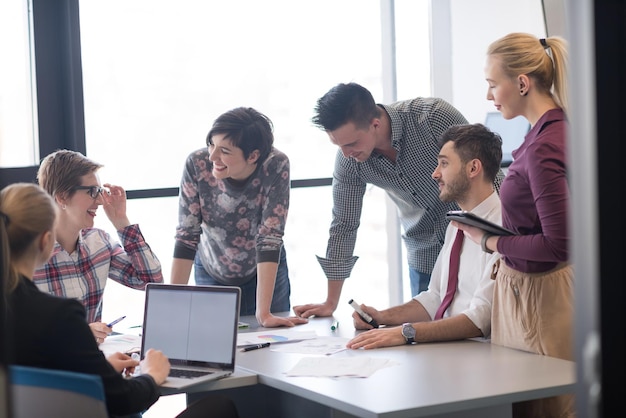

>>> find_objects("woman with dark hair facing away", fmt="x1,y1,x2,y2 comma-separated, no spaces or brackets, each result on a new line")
1,183,241,418
453,32,573,417
170,107,307,328
34,149,164,345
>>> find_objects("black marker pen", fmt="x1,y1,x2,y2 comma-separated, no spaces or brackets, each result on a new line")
348,299,379,328
241,342,271,352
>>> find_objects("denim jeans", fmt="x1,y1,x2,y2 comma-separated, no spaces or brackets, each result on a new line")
409,268,431,297
194,249,291,316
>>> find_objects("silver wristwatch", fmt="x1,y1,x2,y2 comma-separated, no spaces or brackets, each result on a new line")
401,323,416,344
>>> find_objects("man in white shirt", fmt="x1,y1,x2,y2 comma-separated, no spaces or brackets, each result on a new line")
347,123,503,348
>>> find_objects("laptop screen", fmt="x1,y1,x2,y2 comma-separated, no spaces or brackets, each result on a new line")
141,284,240,368
484,112,530,166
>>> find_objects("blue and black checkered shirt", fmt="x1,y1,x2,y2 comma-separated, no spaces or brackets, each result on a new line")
317,97,503,280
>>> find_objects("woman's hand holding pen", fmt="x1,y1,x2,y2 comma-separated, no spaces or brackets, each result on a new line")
89,322,112,345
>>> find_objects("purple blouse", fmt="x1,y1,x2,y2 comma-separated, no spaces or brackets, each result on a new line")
497,108,569,273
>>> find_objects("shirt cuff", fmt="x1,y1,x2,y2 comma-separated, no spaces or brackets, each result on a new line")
316,255,359,280
173,242,196,260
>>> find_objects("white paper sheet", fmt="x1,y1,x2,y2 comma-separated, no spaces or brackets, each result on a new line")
284,356,396,378
270,336,349,355
99,334,142,357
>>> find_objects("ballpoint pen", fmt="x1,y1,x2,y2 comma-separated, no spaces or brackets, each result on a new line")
331,320,339,331
241,342,271,352
107,315,126,328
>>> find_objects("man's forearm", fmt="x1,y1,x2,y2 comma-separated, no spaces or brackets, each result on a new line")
414,314,482,343
325,279,345,311
380,300,430,325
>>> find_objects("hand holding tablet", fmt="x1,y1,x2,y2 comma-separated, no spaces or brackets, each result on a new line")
446,210,515,236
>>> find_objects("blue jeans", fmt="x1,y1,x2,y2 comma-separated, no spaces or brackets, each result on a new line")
409,268,431,297
194,249,291,316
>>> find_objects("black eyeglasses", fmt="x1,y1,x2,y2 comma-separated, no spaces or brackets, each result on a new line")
73,185,105,199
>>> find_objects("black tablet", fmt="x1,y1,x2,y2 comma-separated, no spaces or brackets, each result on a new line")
446,210,515,236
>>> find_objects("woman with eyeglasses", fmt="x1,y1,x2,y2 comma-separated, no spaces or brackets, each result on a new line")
33,149,164,344
2,183,242,418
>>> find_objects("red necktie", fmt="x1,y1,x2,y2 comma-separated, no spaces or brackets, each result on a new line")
434,229,464,320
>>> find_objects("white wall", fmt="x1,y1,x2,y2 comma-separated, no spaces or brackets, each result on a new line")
432,0,546,124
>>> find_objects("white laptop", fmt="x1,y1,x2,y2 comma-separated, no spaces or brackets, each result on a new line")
140,283,241,389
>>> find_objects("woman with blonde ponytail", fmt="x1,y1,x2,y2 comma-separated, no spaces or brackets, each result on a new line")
452,33,574,417
1,183,58,294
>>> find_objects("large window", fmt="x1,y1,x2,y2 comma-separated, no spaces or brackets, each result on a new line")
78,0,431,327
79,0,384,186
1,0,544,324
0,0,37,167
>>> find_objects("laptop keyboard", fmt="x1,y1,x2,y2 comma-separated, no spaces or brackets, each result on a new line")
169,369,214,379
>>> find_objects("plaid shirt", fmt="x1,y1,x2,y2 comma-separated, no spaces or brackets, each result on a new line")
33,224,163,323
317,97,504,280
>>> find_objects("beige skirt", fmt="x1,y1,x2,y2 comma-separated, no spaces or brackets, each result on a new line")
492,260,575,418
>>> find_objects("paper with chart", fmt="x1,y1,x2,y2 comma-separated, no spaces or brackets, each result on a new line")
236,329,317,347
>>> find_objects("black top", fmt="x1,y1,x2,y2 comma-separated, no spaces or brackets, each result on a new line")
6,277,160,416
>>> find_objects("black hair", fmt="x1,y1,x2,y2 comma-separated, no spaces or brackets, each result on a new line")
312,83,380,131
438,123,503,182
206,107,274,161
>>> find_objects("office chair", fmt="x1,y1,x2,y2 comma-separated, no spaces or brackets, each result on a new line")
9,365,108,418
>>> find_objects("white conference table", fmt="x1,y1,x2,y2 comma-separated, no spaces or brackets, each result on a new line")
180,310,576,418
